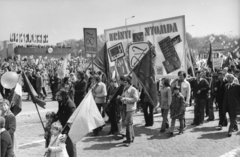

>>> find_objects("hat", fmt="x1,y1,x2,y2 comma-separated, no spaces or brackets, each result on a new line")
226,73,235,78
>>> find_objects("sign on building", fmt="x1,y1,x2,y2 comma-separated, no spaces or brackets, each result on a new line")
104,16,186,78
84,28,98,54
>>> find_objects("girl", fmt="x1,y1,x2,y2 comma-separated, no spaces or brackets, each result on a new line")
159,78,172,132
45,121,69,157
45,112,56,148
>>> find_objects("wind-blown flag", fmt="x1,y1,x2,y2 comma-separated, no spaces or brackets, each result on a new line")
133,49,158,107
22,72,46,108
207,42,213,70
8,83,22,115
93,42,111,86
67,91,105,144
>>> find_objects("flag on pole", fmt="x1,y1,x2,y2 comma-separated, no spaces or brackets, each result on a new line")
67,91,105,144
22,72,46,108
207,42,213,70
132,48,158,107
8,83,22,116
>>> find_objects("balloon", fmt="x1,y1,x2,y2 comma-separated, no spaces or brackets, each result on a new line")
1,72,19,89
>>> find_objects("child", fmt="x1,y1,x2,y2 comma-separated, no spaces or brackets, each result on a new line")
45,112,56,148
45,121,69,157
0,116,14,157
167,86,186,136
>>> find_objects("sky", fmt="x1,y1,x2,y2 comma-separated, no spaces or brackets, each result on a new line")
0,0,239,44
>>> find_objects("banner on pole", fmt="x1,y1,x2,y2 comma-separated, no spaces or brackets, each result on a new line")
104,15,186,78
84,28,97,54
213,58,223,69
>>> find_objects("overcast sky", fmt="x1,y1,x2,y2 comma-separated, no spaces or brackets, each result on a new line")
0,0,239,44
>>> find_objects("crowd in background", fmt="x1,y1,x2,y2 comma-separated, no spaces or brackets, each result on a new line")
1,54,240,157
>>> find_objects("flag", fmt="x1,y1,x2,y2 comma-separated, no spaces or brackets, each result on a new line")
67,91,105,144
8,83,22,115
93,42,111,85
207,42,213,70
22,72,46,108
133,48,158,107
58,55,68,78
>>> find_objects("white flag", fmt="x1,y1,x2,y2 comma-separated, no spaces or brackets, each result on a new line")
67,91,105,144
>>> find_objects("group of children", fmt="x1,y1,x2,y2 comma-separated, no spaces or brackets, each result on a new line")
44,112,69,157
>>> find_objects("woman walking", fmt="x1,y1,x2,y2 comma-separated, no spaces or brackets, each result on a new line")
159,78,172,133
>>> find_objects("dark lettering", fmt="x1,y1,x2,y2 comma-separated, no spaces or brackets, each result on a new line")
109,34,114,41
145,27,150,36
167,24,172,33
154,26,159,34
160,25,167,34
173,23,178,32
114,33,117,40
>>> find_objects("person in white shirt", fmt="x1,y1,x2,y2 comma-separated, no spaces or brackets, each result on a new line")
92,75,107,136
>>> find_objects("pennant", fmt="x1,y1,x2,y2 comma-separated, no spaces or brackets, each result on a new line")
22,72,46,108
8,83,22,116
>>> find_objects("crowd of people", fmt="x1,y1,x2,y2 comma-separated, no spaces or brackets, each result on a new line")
0,55,240,157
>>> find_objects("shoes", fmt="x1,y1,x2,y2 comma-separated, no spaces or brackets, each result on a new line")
216,125,222,130
233,128,238,132
159,129,165,133
206,118,214,121
145,124,153,127
93,133,99,136
108,131,114,135
125,142,131,147
178,131,183,135
183,125,187,131
198,123,203,126
167,132,174,137
191,123,197,126
228,132,232,137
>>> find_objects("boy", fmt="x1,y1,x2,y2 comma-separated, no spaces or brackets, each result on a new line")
168,86,186,136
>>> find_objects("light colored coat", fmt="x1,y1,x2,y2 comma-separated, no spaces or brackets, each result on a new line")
160,87,172,109
48,134,69,157
122,85,139,111
93,82,107,104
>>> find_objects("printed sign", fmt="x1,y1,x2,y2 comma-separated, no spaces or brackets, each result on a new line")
84,28,97,54
128,42,150,68
10,33,48,44
116,57,129,76
132,32,144,42
105,15,186,78
213,58,223,69
108,43,125,62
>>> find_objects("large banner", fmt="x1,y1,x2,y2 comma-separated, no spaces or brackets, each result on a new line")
104,16,186,78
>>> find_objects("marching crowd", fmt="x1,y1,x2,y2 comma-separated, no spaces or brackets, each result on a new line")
0,56,240,157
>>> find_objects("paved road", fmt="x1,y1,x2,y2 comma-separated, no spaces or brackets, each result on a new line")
14,97,240,157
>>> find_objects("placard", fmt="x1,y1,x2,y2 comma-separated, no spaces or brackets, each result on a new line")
132,32,144,42
104,15,186,78
108,43,125,62
84,28,97,54
213,58,223,69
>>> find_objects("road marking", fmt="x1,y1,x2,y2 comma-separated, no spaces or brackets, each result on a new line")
18,139,45,147
219,146,240,157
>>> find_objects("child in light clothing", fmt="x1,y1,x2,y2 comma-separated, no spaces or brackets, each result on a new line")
45,121,69,157
44,112,55,148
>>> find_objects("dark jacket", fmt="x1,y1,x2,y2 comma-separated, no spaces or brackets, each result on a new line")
56,98,76,134
74,79,87,106
215,79,228,103
223,83,240,114
170,92,185,119
1,129,14,157
5,111,16,142
190,78,209,100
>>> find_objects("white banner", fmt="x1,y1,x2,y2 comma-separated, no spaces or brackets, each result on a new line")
105,16,186,78
213,58,223,69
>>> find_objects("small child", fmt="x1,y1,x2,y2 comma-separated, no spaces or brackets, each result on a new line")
45,112,56,148
45,121,69,157
167,86,186,137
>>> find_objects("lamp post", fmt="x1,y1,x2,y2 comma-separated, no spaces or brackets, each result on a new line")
125,16,135,31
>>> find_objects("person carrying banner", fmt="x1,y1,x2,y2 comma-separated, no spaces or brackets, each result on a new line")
54,89,77,157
